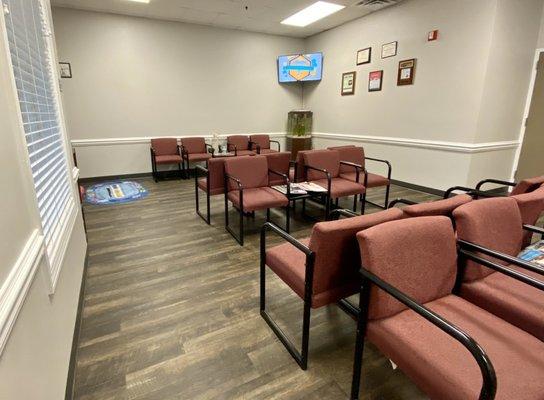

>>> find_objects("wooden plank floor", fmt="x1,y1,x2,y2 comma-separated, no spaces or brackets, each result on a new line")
73,176,440,400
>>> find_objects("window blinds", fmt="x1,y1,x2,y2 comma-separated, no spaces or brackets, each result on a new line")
3,0,73,254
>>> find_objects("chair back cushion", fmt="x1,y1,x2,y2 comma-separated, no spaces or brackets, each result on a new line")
206,158,226,193
227,135,250,151
308,208,403,298
511,186,544,246
329,146,365,173
402,194,472,218
224,155,268,191
358,216,457,320
453,197,523,282
263,152,290,186
510,175,544,196
303,150,340,180
250,134,270,150
181,137,206,154
151,138,178,156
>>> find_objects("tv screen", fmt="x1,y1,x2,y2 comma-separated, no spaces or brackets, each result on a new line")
278,53,323,83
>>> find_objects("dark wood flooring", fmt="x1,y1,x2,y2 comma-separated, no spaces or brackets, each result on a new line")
73,176,442,400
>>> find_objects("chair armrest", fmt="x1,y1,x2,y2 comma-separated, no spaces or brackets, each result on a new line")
330,209,360,220
205,143,215,155
443,186,497,199
227,143,238,156
304,165,332,196
364,157,392,179
523,224,544,236
261,222,312,256
225,173,243,191
458,239,544,277
248,141,260,153
195,164,208,176
475,178,516,192
340,161,364,183
388,198,418,208
269,169,289,184
360,267,497,400
270,140,281,151
458,247,544,290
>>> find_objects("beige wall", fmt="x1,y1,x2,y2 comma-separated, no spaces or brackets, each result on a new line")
0,2,87,398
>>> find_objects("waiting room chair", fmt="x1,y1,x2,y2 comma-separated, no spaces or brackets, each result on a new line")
453,197,544,340
510,185,544,246
250,134,280,154
150,138,182,182
328,145,392,210
351,216,544,400
195,157,227,224
261,207,403,369
226,135,256,156
302,149,366,218
180,137,212,178
224,156,289,245
444,175,544,199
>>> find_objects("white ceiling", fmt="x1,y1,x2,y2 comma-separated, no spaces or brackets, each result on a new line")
50,0,401,38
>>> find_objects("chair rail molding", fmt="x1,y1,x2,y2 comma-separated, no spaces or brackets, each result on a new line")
71,132,287,147
312,132,519,154
0,229,45,355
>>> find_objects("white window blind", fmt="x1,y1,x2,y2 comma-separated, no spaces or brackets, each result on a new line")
3,0,73,263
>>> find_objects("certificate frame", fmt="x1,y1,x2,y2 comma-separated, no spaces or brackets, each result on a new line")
368,70,383,92
59,62,72,78
341,71,356,96
381,41,397,59
356,47,371,65
397,58,416,86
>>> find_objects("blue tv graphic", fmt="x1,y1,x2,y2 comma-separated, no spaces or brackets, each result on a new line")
278,53,323,83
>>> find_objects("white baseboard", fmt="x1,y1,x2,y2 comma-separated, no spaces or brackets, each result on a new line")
0,229,45,355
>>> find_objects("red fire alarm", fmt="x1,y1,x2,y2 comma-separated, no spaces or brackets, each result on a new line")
428,30,439,41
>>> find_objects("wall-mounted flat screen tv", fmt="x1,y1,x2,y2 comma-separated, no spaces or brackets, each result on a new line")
278,53,323,83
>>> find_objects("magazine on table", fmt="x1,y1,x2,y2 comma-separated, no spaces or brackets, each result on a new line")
272,184,307,195
518,240,544,266
297,182,328,193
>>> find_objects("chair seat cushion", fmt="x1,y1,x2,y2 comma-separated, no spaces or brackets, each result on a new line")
155,154,182,164
313,177,366,198
258,149,278,154
187,153,211,162
368,294,544,400
460,266,544,340
228,187,288,212
197,178,224,196
341,172,389,188
236,150,257,156
266,238,359,308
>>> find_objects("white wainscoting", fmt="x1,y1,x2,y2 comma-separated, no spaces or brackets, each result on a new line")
0,229,45,355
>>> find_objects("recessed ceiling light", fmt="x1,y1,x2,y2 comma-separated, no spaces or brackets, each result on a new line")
281,1,345,27
126,0,150,4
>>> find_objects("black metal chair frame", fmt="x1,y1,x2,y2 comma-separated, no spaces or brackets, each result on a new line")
194,163,219,225
227,140,256,157
181,142,214,179
361,157,392,210
387,198,418,208
475,178,517,192
224,170,290,246
443,186,499,199
150,145,183,182
250,139,281,154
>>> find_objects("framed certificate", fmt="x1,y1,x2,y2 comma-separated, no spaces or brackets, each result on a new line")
341,71,356,95
397,58,416,85
368,70,383,92
381,41,397,59
356,47,371,65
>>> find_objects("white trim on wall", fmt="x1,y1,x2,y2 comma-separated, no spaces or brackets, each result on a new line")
0,229,45,356
71,133,287,147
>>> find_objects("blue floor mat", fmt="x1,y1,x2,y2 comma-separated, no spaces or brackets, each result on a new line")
85,181,148,205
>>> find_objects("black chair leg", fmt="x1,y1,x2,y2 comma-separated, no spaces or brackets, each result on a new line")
350,278,371,400
353,194,358,212
266,208,271,222
285,204,290,233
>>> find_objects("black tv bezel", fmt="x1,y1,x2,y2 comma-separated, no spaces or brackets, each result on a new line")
277,52,323,83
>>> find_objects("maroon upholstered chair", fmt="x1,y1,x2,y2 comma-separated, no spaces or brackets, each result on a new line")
261,208,403,369
351,216,544,400
262,152,291,186
226,135,256,156
453,197,544,340
302,150,365,217
249,134,280,154
224,156,289,245
388,194,473,218
194,157,227,224
511,185,544,246
328,145,392,210
180,137,212,178
150,138,182,182
452,175,544,198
